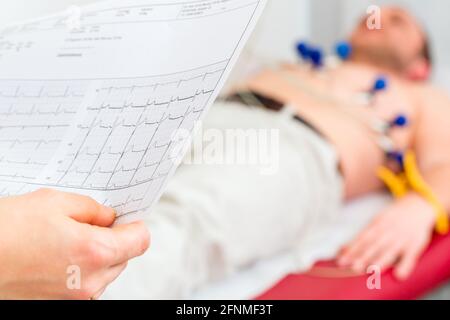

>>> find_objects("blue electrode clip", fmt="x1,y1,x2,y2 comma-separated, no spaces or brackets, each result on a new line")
390,114,409,128
374,114,409,134
309,48,323,69
296,41,311,60
365,76,389,105
335,41,352,61
372,76,388,93
387,151,405,168
296,41,323,69
381,115,408,166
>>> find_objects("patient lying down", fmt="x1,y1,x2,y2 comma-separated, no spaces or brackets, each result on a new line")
105,7,450,298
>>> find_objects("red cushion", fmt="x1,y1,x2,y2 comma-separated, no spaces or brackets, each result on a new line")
256,234,450,300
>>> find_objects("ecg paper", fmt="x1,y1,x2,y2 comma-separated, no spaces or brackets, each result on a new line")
0,0,266,223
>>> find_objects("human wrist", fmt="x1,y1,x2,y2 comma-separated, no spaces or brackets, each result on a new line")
398,192,437,226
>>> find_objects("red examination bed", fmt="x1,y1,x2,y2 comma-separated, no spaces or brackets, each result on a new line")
256,234,450,300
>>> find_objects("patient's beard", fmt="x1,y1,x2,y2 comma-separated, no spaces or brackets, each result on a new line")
351,45,407,74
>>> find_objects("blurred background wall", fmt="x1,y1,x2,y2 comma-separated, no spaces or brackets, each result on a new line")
0,0,448,88
310,0,450,88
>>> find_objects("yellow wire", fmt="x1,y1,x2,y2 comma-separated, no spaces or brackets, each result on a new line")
377,151,449,235
377,166,408,198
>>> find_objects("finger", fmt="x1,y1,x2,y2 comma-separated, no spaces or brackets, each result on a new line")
394,240,427,280
91,288,105,301
95,222,150,266
372,242,404,271
92,263,128,300
54,191,116,227
350,235,392,273
338,227,380,266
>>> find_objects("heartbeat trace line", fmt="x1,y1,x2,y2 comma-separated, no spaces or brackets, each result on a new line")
0,60,227,219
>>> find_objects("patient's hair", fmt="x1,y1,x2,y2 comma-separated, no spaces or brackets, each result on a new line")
421,34,433,67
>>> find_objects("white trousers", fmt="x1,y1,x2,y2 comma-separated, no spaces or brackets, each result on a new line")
104,102,344,299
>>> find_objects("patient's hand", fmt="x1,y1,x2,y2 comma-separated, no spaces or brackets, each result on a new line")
337,193,436,280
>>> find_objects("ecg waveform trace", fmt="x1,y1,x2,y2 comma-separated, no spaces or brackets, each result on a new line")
0,0,265,221
49,63,225,192
0,80,87,182
0,61,226,218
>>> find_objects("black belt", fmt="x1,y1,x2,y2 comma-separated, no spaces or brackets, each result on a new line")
225,91,326,139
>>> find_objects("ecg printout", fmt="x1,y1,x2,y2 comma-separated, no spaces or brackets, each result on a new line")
0,0,266,223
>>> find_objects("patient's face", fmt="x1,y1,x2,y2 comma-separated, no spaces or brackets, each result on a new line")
350,7,425,72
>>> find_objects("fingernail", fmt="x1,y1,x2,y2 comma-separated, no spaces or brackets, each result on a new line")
104,206,116,217
352,261,365,272
337,258,348,266
395,269,407,281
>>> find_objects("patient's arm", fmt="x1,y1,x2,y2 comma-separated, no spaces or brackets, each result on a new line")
414,87,450,211
337,86,450,280
337,193,435,279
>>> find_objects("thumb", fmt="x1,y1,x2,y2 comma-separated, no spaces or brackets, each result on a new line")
49,191,116,227
99,221,151,265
